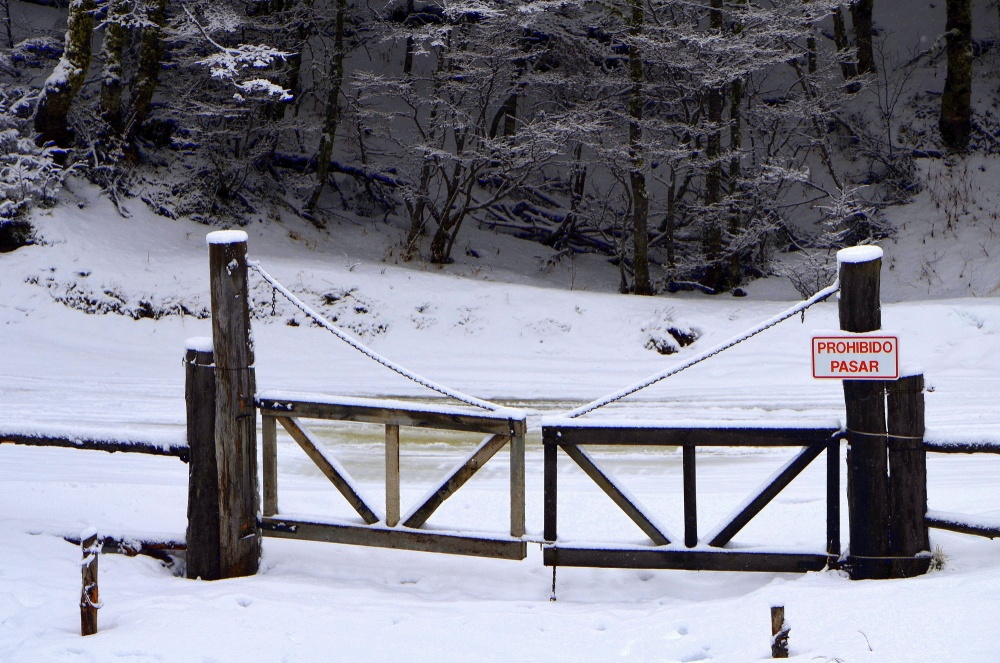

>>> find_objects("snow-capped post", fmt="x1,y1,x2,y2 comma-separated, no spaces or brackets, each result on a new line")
80,528,100,636
184,338,221,580
887,371,930,578
770,605,789,658
207,230,260,578
838,246,891,580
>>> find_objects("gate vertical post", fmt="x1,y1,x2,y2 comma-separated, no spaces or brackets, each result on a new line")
838,246,890,580
887,372,930,577
185,339,221,580
207,230,260,578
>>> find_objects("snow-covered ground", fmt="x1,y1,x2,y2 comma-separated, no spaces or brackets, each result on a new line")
2,178,1000,661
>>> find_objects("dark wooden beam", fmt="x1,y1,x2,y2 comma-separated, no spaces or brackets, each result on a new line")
887,374,929,578
0,433,187,460
260,517,527,560
542,426,839,447
924,442,1000,454
708,445,824,548
927,515,1000,539
683,444,697,547
543,546,832,573
827,439,841,557
544,442,558,542
838,248,890,581
185,343,221,581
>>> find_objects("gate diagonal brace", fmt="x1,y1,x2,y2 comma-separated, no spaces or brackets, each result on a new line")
561,445,674,546
706,444,827,548
402,433,510,529
277,416,382,524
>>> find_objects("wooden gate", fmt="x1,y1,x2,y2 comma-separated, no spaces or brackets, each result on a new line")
542,421,843,572
257,393,528,560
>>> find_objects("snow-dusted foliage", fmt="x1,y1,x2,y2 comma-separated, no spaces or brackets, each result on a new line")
0,0,975,290
0,88,63,219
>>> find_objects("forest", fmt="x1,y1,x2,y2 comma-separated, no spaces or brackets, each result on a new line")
0,0,987,294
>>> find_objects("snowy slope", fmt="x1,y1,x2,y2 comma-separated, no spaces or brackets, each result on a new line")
1,181,1000,661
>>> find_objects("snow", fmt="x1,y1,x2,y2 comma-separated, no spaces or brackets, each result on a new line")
836,245,884,264
184,336,213,353
206,229,248,244
1,181,1000,661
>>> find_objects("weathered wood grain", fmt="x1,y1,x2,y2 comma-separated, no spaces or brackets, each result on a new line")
209,235,260,578
385,424,400,527
887,374,929,578
260,517,527,560
258,396,525,436
185,346,221,580
839,252,890,580
80,532,99,636
262,414,278,518
509,429,525,537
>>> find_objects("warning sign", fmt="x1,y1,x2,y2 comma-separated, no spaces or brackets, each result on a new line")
812,335,899,380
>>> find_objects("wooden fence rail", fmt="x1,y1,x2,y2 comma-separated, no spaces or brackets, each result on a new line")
0,431,187,460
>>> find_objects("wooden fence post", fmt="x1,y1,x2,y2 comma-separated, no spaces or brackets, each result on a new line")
80,529,99,636
887,372,930,578
207,230,260,578
838,246,890,580
185,339,221,580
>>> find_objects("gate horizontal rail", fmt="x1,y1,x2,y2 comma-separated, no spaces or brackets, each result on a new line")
256,392,527,560
924,441,1000,539
542,421,844,572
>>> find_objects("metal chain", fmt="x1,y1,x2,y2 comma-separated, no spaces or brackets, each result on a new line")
248,259,838,418
247,261,503,412
562,281,841,418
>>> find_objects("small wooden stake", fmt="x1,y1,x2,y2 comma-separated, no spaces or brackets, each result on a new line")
80,530,100,636
770,605,789,658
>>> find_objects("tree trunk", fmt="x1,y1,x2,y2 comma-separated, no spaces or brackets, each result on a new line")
34,0,97,147
726,78,744,288
833,7,859,80
127,0,168,141
700,0,726,293
627,0,651,295
307,0,348,212
2,0,13,50
99,0,127,134
403,0,415,75
940,0,972,150
851,0,875,74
